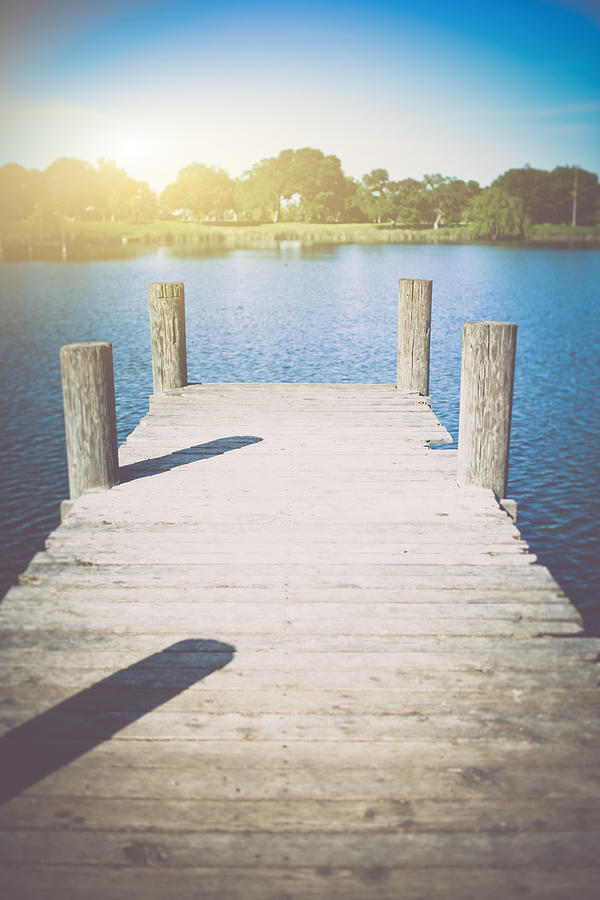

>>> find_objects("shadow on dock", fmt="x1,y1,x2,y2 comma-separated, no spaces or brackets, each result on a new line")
0,639,236,805
120,435,263,482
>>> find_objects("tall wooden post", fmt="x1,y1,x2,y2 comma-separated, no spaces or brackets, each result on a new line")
457,321,517,498
397,278,432,395
60,342,119,500
149,282,187,393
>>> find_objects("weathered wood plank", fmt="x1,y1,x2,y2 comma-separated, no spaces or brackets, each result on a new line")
3,794,599,834
3,740,599,800
57,519,526,540
2,708,598,743
2,631,596,661
1,687,598,719
2,661,596,690
22,582,570,603
2,865,599,900
2,828,600,868
0,593,581,625
5,864,600,900
18,560,561,588
0,609,582,636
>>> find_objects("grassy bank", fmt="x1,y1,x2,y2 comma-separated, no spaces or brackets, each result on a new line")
528,223,600,243
1,218,464,244
2,218,600,248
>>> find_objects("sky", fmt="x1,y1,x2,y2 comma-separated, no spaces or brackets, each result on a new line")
1,0,599,191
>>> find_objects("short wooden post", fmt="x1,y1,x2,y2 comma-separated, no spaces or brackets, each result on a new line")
149,282,187,393
397,278,432,394
457,321,517,498
60,342,119,500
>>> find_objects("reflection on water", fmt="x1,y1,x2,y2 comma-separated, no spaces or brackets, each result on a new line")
1,234,371,264
1,240,234,264
0,243,598,632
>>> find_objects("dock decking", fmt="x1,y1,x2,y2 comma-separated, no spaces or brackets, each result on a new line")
1,383,599,899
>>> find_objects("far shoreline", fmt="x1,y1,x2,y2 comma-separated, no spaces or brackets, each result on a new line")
2,219,599,261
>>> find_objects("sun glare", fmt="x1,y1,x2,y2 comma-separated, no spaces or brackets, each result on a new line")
101,132,147,168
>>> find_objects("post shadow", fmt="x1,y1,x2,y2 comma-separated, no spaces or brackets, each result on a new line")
0,638,235,805
119,435,263,482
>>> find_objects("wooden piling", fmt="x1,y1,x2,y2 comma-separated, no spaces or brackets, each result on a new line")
457,321,517,498
397,278,432,394
60,342,119,500
149,282,187,393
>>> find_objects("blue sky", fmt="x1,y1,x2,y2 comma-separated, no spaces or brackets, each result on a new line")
1,0,598,189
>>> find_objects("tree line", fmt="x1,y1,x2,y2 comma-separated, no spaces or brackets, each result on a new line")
1,150,598,237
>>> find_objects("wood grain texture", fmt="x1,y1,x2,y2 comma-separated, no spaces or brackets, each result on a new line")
397,278,432,394
0,382,597,899
457,321,517,497
148,282,187,393
59,342,118,499
2,865,599,900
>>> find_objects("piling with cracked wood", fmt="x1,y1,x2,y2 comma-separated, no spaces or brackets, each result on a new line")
149,281,187,393
60,341,119,500
457,321,517,498
396,277,432,395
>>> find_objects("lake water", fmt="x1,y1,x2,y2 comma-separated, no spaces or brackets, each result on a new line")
1,242,599,632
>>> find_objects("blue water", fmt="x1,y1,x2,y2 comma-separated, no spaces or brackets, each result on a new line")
1,243,599,631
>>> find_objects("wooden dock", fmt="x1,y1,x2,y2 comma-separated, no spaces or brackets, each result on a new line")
1,381,599,899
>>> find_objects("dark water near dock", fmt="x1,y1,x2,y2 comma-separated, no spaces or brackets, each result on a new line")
1,243,599,632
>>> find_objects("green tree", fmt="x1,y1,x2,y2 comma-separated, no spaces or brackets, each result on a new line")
422,175,481,227
232,176,260,221
361,168,392,222
0,163,38,220
41,158,97,220
130,180,158,220
291,148,347,222
386,178,427,225
343,177,369,222
161,163,234,220
69,159,157,221
547,166,599,226
491,167,554,223
240,149,295,222
492,164,600,225
464,187,526,239
421,174,446,227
